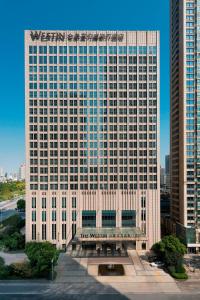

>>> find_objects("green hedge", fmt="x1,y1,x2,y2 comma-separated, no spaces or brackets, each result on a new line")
170,272,188,280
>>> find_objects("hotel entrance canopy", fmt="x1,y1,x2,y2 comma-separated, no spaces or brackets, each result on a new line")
74,227,147,242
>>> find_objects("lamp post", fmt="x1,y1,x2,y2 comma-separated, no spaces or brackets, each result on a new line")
51,257,55,281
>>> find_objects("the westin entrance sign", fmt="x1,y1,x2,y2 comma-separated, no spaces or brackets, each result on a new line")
75,228,147,242
30,31,124,42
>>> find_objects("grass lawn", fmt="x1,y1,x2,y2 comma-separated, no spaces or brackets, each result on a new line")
0,182,25,201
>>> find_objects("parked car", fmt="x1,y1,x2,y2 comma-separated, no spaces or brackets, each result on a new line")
150,261,164,268
148,255,158,263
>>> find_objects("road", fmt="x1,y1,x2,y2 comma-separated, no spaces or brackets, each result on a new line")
0,280,199,300
0,196,25,222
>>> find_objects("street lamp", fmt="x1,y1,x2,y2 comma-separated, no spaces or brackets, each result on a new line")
51,257,54,281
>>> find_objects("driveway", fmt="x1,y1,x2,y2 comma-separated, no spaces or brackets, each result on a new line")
0,251,27,265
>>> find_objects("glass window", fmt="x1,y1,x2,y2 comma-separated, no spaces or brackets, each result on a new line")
82,210,96,227
102,210,116,227
72,210,76,221
32,197,36,208
62,211,66,221
129,46,137,54
72,197,76,208
109,46,117,54
99,46,107,54
62,197,66,208
79,46,87,54
122,210,136,227
52,197,56,208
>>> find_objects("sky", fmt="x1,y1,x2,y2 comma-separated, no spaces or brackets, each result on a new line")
0,0,170,173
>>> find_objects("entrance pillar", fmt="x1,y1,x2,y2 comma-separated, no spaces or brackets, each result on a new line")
96,242,102,250
116,242,122,251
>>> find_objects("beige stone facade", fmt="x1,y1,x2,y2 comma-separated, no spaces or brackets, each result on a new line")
25,30,160,250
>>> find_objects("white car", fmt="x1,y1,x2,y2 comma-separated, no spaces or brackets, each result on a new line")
150,261,164,268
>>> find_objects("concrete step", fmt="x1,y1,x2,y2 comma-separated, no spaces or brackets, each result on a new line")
56,270,87,276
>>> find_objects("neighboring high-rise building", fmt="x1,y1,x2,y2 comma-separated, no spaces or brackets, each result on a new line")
18,163,26,181
25,30,160,251
170,0,200,252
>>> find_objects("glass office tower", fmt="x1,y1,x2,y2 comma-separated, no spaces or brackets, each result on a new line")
171,0,200,252
25,30,160,251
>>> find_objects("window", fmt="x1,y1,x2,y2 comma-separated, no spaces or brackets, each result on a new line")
62,211,66,221
82,211,96,227
32,211,36,222
52,197,56,208
72,224,76,238
52,224,56,240
52,210,56,221
72,211,76,221
42,198,46,208
122,210,136,227
62,224,66,240
32,197,36,208
42,211,46,222
62,197,66,208
72,197,76,208
32,224,36,240
102,210,116,227
42,224,46,240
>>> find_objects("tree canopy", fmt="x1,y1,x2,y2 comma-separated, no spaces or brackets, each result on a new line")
17,199,25,211
25,242,59,277
152,235,187,268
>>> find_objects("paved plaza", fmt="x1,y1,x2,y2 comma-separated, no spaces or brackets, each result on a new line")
54,250,181,294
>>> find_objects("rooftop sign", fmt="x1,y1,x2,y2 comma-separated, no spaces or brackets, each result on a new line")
30,31,124,42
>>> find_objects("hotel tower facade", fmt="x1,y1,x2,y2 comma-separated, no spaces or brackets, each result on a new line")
170,0,200,252
25,30,160,251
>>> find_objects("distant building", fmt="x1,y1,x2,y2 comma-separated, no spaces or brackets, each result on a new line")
160,167,165,190
0,168,5,183
165,155,170,193
18,163,25,181
0,168,4,177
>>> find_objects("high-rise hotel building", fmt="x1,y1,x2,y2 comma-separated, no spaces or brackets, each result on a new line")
25,30,160,251
170,0,200,251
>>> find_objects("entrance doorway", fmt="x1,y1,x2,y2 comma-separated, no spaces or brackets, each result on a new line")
102,243,116,255
82,242,96,250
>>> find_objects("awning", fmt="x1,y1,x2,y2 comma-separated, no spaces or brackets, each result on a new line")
74,227,147,242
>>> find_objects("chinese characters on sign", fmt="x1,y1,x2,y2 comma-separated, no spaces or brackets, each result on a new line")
30,31,124,42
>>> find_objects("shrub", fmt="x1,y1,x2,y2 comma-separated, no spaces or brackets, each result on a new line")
176,264,186,274
4,233,25,251
9,262,32,279
168,265,175,273
2,214,24,230
171,272,188,280
0,257,9,279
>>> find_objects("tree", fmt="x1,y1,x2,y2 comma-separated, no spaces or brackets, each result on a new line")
4,232,25,251
17,199,25,211
25,242,59,277
152,235,187,271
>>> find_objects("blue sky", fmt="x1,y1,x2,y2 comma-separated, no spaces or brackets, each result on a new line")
0,0,170,173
